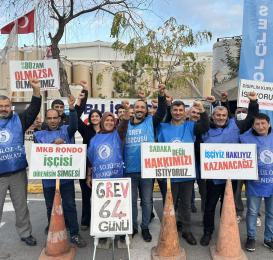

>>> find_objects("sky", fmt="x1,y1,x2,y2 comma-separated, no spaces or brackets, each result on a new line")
0,0,245,52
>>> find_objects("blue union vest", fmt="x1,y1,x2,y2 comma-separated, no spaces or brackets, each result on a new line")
157,121,195,182
0,113,27,175
34,125,73,187
240,129,273,197
87,130,124,179
124,116,155,173
203,118,240,185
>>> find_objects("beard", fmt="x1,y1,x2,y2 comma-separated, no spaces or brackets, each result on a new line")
135,111,145,120
0,112,11,119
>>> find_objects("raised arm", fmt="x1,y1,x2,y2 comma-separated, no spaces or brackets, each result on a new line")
236,92,259,134
192,101,209,135
153,84,167,127
117,100,130,141
19,79,41,132
67,95,78,138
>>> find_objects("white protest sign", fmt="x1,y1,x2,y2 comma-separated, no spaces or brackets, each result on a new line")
238,79,273,111
9,59,60,91
90,178,132,237
29,144,86,179
141,142,196,179
200,143,258,180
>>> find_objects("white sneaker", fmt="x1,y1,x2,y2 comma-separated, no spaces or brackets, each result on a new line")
256,217,262,227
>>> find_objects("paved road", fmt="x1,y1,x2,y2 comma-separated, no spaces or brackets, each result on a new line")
0,191,272,260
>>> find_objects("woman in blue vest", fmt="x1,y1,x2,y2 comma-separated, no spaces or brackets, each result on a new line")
240,113,273,252
86,108,129,183
86,105,130,245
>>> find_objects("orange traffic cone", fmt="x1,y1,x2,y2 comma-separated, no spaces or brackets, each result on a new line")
210,179,247,260
151,179,186,260
39,180,76,260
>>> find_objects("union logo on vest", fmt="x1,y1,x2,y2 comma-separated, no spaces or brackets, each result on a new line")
260,150,273,164
0,130,12,143
97,144,112,160
170,138,182,143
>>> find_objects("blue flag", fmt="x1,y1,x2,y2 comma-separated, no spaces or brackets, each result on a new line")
239,0,273,121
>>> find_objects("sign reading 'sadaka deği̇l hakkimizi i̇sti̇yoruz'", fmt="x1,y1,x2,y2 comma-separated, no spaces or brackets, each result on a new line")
141,142,196,179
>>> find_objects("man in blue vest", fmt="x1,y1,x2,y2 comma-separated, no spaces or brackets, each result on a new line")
240,113,273,252
33,95,87,248
0,79,41,249
200,92,259,246
157,100,209,245
124,84,166,242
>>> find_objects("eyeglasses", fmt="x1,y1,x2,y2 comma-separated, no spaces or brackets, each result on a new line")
0,105,11,109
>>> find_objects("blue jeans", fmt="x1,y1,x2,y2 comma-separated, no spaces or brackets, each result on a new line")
43,181,79,237
125,173,153,230
246,195,273,241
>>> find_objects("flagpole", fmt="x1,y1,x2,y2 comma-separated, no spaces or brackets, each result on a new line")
34,1,39,59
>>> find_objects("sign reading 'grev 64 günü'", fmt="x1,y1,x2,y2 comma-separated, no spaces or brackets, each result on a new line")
29,144,86,179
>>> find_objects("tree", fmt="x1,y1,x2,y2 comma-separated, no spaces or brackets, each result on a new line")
112,57,154,97
2,0,152,96
114,17,212,94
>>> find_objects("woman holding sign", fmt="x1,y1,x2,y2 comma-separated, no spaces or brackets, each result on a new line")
86,102,130,245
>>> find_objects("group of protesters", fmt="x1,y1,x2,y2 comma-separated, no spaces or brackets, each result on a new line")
0,78,273,255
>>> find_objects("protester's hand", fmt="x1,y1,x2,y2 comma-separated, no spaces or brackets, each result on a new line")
29,78,41,97
220,92,228,102
151,99,158,107
206,95,216,104
158,84,166,96
86,175,92,189
68,94,75,109
76,92,85,106
247,91,257,101
137,90,146,100
121,100,130,120
79,80,89,91
33,117,42,130
121,100,130,110
165,94,173,106
53,138,65,144
193,100,205,113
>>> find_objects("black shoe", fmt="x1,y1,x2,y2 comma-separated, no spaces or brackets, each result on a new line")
191,205,197,213
80,225,89,231
44,226,49,235
200,232,211,246
132,228,138,238
71,234,87,248
21,235,37,246
176,221,182,232
182,232,197,245
99,238,108,244
119,235,126,243
150,211,155,222
263,239,273,251
245,237,255,252
142,229,152,242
